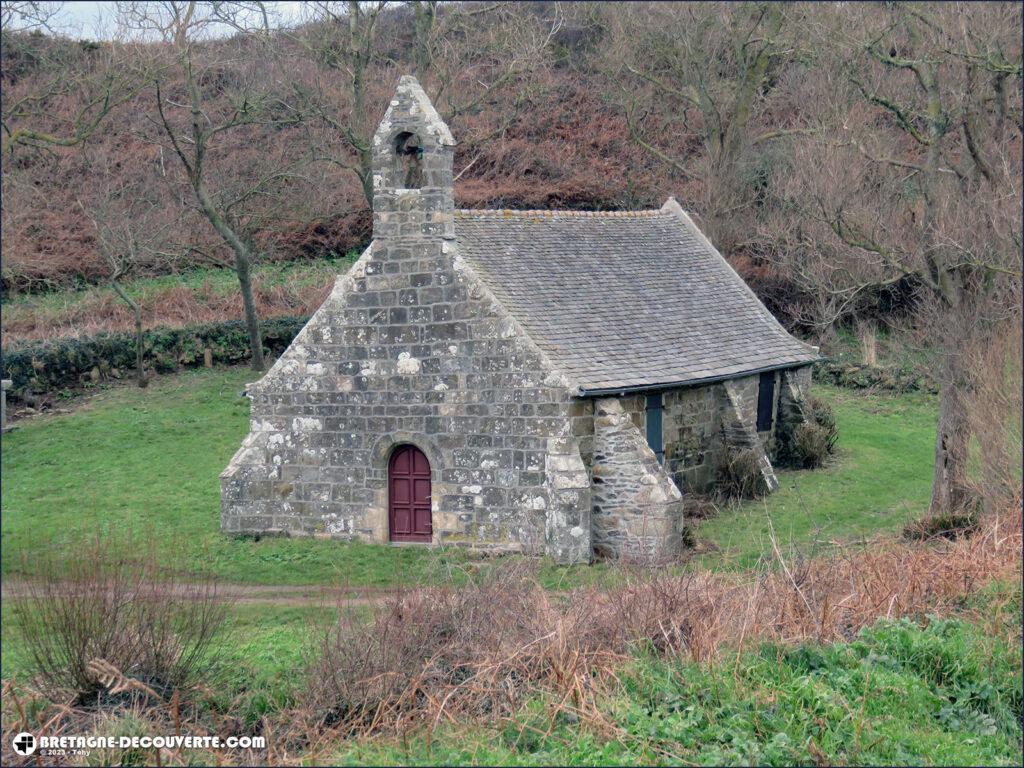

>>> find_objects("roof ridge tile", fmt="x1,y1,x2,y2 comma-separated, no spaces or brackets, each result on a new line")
454,208,665,218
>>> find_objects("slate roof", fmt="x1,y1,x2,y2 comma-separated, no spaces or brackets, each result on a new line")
453,201,818,394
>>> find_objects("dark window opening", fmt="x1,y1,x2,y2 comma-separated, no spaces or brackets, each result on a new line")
394,131,423,189
646,392,664,464
757,371,776,432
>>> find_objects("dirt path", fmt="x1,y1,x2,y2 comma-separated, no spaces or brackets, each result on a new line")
0,579,392,607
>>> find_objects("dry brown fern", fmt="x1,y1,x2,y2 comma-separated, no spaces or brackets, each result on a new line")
85,659,163,702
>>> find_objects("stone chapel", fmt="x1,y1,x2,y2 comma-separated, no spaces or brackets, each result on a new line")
221,75,819,563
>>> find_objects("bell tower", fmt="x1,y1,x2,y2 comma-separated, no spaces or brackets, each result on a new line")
371,75,455,242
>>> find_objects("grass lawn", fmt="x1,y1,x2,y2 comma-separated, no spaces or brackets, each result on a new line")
1,368,938,586
696,385,938,570
0,367,480,587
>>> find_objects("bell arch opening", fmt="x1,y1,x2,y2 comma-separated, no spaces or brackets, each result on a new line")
394,131,424,189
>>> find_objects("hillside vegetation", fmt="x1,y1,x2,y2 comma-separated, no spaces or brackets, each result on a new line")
4,2,1018,347
1,256,353,342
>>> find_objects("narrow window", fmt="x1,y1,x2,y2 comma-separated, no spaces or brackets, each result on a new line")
394,131,423,189
646,392,664,464
757,371,775,432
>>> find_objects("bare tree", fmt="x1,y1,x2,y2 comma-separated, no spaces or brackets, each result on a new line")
120,0,309,371
291,1,560,209
1,1,62,33
777,2,1022,514
289,1,390,208
1,3,149,154
412,2,560,122
609,2,812,246
78,170,174,387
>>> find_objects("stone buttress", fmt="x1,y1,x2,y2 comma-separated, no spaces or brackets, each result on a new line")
589,398,685,561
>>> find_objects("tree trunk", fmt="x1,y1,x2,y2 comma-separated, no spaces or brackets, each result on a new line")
858,320,877,366
178,54,265,371
412,1,436,80
111,280,147,387
193,184,265,371
349,0,375,209
233,248,266,372
929,381,972,514
134,303,146,387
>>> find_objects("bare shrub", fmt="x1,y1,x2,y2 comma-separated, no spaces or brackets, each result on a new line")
12,537,230,705
302,560,553,731
580,569,725,663
716,447,769,499
681,496,721,521
789,397,839,469
792,423,831,469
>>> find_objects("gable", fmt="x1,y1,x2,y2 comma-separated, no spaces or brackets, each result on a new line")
453,202,818,394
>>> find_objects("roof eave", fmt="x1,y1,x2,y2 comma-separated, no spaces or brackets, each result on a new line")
575,358,821,398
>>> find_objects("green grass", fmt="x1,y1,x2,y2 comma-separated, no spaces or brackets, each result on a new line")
213,602,343,726
2,256,355,320
2,370,939,586
0,367,478,586
0,601,31,679
333,583,1023,766
696,385,938,570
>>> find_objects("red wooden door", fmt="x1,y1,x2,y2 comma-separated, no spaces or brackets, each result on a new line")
388,445,432,542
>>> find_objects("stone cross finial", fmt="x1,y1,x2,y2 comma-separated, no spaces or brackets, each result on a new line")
371,75,455,242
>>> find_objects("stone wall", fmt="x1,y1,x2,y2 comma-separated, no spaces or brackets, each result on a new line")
663,384,722,493
580,366,812,498
221,77,590,562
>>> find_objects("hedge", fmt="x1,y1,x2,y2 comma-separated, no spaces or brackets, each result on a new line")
1,316,308,400
813,359,938,394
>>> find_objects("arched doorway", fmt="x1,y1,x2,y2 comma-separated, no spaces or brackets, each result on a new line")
388,444,432,542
